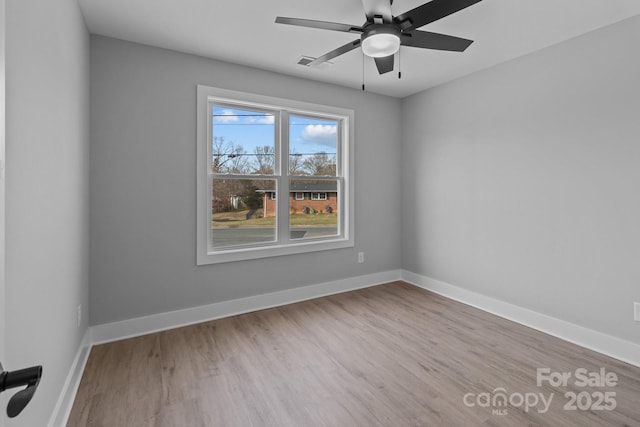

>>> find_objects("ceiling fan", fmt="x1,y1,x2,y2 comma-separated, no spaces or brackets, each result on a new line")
276,0,483,75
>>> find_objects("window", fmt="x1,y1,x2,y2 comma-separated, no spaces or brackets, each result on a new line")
197,86,354,264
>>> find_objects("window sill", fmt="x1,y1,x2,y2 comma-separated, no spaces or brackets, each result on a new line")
197,237,354,265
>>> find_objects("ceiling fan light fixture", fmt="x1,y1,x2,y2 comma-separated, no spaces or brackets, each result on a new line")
361,25,401,58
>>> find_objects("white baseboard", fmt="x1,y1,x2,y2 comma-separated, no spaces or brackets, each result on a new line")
401,270,640,368
55,269,638,425
48,329,91,427
90,270,403,345
51,270,399,426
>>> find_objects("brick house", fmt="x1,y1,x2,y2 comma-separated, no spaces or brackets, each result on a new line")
260,182,338,217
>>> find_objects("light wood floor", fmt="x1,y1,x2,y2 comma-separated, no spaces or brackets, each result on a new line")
68,282,640,426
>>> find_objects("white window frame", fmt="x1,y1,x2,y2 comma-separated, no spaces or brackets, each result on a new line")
311,192,328,201
295,192,305,201
196,85,355,265
270,192,277,201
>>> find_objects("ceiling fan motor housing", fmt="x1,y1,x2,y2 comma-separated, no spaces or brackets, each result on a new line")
361,24,401,58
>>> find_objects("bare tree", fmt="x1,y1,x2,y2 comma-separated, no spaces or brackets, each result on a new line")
253,145,275,175
212,136,249,174
303,152,336,176
227,145,250,174
288,149,304,175
211,137,250,212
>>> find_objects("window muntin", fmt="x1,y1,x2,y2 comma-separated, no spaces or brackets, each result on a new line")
295,192,305,200
197,86,354,264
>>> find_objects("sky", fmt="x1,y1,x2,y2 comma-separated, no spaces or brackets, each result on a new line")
212,105,337,156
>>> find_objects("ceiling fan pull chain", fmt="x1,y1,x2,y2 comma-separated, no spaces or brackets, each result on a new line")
362,51,366,91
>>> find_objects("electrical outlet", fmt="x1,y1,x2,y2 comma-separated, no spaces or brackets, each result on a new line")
77,304,82,328
635,302,640,322
358,252,364,263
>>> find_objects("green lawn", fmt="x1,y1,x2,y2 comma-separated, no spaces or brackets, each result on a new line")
213,210,337,228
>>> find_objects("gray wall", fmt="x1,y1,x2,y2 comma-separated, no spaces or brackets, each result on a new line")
5,0,90,425
401,15,640,344
89,36,402,325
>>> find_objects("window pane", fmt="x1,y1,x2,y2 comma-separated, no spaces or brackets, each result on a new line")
212,106,275,175
211,178,276,248
289,179,338,240
289,115,337,177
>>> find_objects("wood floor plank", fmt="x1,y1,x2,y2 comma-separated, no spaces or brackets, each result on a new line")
67,282,640,426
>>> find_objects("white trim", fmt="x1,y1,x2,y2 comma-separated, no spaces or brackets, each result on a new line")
53,271,399,425
54,269,640,425
91,270,402,345
55,269,640,425
47,330,91,427
401,270,640,368
196,85,355,265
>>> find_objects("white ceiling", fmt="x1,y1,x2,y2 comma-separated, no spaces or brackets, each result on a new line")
78,0,640,98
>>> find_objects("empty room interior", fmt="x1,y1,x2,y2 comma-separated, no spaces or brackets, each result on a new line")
2,0,640,426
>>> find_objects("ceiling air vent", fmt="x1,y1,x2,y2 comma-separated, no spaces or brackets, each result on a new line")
297,56,315,66
297,56,333,69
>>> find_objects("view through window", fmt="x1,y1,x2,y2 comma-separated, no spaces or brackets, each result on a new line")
197,86,354,264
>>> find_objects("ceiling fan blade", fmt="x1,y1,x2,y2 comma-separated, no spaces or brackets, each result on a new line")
394,0,483,31
308,40,362,67
374,55,394,74
401,31,473,52
275,17,363,33
361,0,393,23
